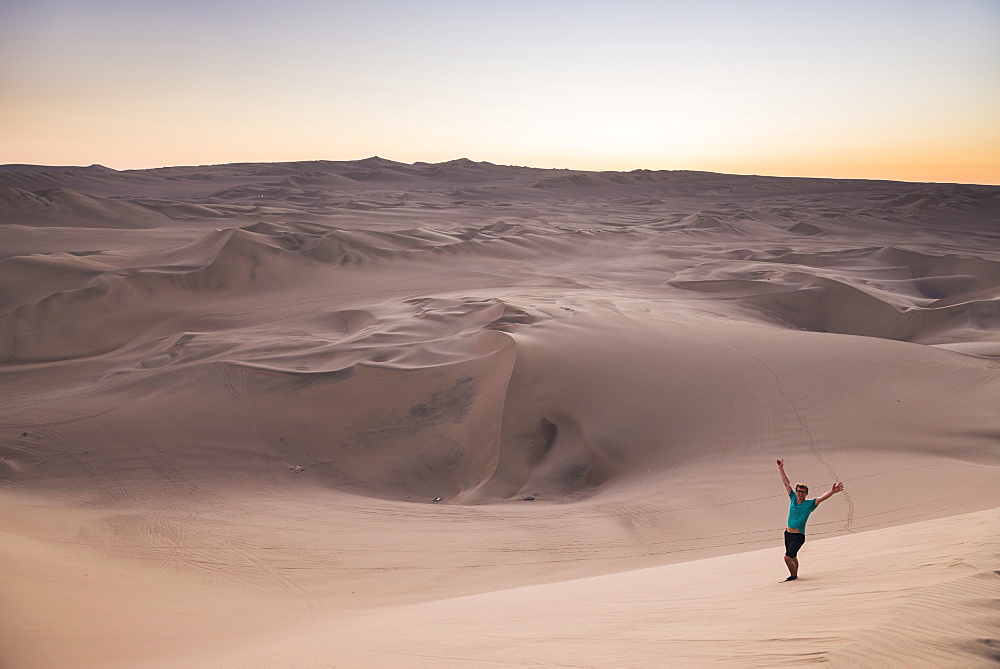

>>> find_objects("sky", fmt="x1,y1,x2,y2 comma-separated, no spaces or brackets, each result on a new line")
2,0,999,184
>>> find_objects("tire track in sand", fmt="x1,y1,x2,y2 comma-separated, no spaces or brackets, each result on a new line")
218,361,271,483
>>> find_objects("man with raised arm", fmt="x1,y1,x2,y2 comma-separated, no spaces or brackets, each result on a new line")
776,459,844,581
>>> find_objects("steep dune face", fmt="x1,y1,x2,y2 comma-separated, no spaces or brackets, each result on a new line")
1,159,999,667
668,246,1000,350
476,307,1000,507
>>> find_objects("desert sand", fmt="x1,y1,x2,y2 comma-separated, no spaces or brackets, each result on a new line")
0,157,998,667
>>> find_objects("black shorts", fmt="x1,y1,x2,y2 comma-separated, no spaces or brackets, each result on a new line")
784,530,806,558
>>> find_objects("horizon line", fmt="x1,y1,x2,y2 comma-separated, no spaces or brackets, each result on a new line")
2,157,997,188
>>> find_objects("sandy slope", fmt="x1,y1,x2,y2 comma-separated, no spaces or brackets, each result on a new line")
205,508,1000,668
0,158,998,667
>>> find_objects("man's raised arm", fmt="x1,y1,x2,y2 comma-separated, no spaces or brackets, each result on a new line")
777,459,792,494
814,482,845,505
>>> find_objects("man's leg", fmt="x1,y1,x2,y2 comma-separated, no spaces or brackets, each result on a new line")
784,555,798,579
783,531,803,581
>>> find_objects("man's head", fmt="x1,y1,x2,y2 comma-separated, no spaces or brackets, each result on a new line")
794,483,808,501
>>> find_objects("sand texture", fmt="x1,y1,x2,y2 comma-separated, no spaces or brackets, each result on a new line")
1,158,999,667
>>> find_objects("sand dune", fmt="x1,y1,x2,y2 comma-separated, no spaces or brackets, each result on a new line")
1,158,998,667
0,186,171,228
202,507,1000,668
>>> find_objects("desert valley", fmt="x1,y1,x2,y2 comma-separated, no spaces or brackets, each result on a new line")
1,157,998,667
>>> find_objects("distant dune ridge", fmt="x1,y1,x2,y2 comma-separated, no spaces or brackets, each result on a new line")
1,158,998,667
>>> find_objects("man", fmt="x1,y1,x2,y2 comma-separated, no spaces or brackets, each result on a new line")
776,459,844,581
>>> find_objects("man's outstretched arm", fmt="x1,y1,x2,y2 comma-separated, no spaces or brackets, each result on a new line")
777,459,792,494
814,482,845,505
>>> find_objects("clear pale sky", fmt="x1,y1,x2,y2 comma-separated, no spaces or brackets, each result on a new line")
2,0,999,184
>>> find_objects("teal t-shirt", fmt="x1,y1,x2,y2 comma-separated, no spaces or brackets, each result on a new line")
787,490,818,534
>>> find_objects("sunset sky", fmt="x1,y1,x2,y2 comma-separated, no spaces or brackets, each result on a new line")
2,0,999,184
